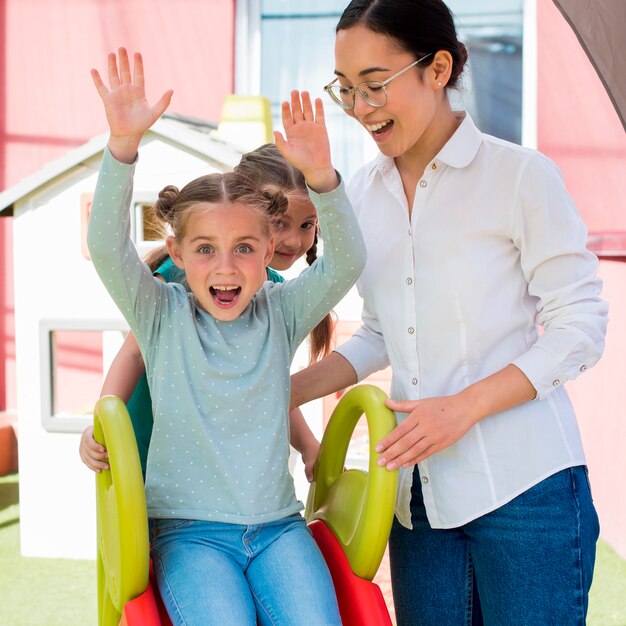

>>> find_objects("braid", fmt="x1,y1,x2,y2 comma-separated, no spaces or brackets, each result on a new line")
306,231,336,363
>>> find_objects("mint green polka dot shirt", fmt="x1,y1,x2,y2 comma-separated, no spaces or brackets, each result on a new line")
88,149,366,524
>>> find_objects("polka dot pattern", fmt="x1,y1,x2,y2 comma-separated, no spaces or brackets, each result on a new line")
87,148,366,524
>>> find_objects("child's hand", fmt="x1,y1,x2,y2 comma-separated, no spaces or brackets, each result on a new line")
300,438,321,483
274,91,338,193
91,47,173,163
79,425,110,473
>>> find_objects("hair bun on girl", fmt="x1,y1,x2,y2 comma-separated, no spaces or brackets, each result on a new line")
262,188,289,218
154,185,180,223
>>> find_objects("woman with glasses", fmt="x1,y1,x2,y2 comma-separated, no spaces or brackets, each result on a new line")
291,0,608,624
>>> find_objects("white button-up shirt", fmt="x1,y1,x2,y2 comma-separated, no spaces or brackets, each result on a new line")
336,113,608,529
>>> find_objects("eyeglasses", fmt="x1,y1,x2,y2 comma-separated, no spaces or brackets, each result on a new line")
324,53,433,110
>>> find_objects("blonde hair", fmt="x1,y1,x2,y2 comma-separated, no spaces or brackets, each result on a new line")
154,171,285,240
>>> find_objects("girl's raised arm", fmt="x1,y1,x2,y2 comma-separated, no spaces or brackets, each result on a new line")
91,47,173,163
274,91,338,194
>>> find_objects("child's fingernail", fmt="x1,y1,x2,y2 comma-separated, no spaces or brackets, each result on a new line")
375,444,383,452
377,457,386,466
386,462,397,471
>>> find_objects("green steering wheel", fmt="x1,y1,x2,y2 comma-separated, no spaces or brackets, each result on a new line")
94,395,150,626
305,384,398,581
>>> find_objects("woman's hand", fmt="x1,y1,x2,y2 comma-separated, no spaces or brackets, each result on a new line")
375,394,477,469
79,425,110,473
375,365,537,469
274,90,338,193
91,47,173,163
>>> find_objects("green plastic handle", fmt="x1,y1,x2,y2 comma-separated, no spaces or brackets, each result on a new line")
94,395,150,626
305,385,398,581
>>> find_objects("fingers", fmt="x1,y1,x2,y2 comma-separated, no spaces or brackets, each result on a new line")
290,90,305,123
153,89,174,119
91,69,108,99
118,47,132,84
273,129,287,153
132,51,144,88
100,48,144,90
377,434,430,470
107,51,120,88
314,97,325,126
282,91,319,127
304,462,315,483
79,431,109,473
300,91,314,122
280,100,294,131
375,417,414,452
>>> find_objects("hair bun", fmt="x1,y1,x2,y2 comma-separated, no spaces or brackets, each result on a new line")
458,41,468,64
262,188,288,218
154,185,180,224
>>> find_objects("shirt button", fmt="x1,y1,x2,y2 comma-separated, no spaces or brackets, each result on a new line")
553,379,561,387
579,365,587,372
411,378,418,385
419,180,427,188
422,476,429,484
431,163,437,170
406,277,413,285
408,327,415,334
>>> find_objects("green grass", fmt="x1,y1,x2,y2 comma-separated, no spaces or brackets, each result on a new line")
1,472,625,625
0,473,96,626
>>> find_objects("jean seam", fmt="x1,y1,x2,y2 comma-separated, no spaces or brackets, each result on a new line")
465,543,474,626
250,586,278,626
152,546,188,626
569,468,586,626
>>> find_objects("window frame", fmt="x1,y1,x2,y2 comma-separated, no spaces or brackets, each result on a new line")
40,318,128,433
234,0,537,149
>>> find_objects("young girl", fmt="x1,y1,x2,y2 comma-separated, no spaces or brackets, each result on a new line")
79,143,326,481
290,1,608,624
88,47,365,625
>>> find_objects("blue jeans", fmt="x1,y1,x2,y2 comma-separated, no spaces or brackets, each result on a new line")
389,466,599,626
149,513,341,626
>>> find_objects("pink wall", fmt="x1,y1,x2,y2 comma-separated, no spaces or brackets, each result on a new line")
537,1,626,232
0,0,235,412
538,2,626,558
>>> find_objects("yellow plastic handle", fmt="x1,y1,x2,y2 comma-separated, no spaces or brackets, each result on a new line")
305,385,398,581
94,395,150,626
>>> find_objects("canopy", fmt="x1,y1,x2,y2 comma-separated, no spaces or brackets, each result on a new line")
552,0,626,130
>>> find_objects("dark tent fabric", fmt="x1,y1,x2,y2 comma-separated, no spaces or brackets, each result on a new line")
552,0,626,130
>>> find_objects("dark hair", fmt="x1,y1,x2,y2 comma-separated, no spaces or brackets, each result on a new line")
235,144,335,364
154,171,279,240
337,0,468,88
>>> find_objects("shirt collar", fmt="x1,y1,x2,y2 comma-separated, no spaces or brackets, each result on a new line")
368,111,483,176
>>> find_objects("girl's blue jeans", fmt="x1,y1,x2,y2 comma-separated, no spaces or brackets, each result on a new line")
149,513,341,626
389,465,599,626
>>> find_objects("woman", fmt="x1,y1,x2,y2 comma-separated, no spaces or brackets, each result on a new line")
291,1,608,624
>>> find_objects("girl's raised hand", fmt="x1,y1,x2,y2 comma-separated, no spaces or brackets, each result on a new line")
274,91,338,193
91,48,173,163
